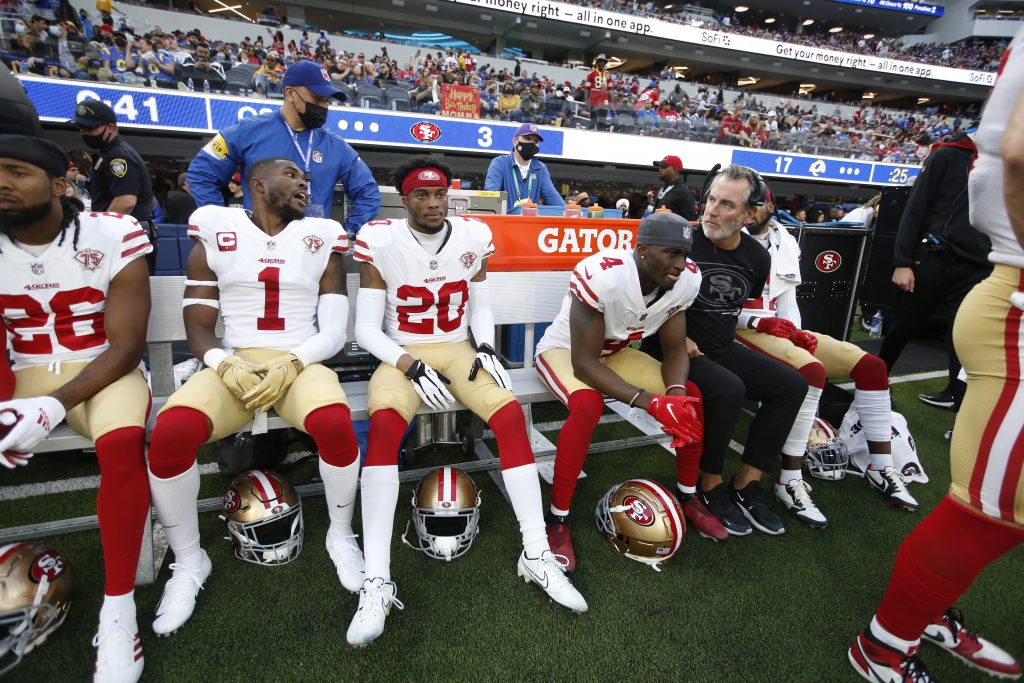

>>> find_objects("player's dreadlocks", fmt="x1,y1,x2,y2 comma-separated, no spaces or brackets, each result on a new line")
56,194,85,250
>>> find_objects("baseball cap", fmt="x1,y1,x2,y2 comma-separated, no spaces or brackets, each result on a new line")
596,53,607,61
514,123,543,141
766,110,776,117
282,60,344,98
98,23,113,32
653,155,683,172
231,172,242,183
69,99,116,127
637,211,693,250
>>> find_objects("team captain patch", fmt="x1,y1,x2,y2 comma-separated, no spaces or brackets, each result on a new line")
109,158,127,178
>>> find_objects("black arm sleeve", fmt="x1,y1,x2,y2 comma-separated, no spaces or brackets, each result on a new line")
893,151,946,267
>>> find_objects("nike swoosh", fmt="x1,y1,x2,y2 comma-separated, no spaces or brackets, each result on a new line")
524,563,549,589
665,403,680,423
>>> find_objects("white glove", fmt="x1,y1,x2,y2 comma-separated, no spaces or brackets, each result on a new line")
0,396,66,458
0,409,32,469
1011,291,1024,311
405,359,455,411
468,344,512,390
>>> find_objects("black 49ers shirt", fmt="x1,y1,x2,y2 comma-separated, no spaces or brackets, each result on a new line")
685,225,770,355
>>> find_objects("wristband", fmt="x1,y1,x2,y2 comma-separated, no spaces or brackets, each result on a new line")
203,348,229,370
628,389,645,408
665,384,688,395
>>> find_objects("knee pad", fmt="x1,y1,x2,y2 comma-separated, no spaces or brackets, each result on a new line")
851,353,889,391
797,360,826,389
148,407,209,479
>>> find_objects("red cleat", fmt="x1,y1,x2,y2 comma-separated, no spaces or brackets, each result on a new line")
545,522,575,572
679,493,729,542
849,630,935,682
924,608,1021,680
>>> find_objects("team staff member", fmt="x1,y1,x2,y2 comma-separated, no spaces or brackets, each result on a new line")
484,123,564,213
0,135,154,682
187,60,380,236
652,155,697,221
849,26,1024,682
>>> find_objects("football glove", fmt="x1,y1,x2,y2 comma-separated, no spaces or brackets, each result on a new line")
0,396,66,458
754,317,797,339
242,353,303,412
406,359,455,411
791,330,818,354
645,394,702,446
468,343,512,390
0,409,31,469
215,355,265,401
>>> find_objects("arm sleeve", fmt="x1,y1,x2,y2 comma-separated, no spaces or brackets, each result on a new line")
335,142,381,234
775,287,802,328
893,151,943,267
468,280,495,348
290,293,348,366
354,288,406,368
187,130,237,209
484,156,504,192
105,156,144,197
537,163,565,207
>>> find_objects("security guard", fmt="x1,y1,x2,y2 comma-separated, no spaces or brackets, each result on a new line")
70,99,158,268
187,60,380,237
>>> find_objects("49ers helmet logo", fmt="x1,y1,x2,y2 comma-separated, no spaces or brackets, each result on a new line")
815,250,842,273
30,549,66,582
410,122,442,143
622,496,655,526
222,488,241,514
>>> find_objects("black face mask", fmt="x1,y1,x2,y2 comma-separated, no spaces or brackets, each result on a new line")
82,133,107,149
298,100,328,130
515,142,539,160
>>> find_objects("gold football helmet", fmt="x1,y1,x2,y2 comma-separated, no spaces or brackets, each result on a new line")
0,542,72,676
402,467,481,561
221,469,303,566
595,479,685,571
805,417,849,481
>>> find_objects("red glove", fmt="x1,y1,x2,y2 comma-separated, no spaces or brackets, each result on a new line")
754,317,797,339
646,394,702,446
792,330,818,354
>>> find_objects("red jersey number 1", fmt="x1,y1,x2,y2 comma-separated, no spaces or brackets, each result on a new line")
257,267,285,331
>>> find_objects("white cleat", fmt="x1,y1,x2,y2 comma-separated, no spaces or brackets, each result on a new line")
865,466,920,511
93,615,144,683
326,528,365,593
774,478,828,528
516,550,588,614
152,550,212,636
346,577,404,649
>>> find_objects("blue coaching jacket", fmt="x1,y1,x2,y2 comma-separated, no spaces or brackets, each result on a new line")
187,110,381,234
484,154,565,213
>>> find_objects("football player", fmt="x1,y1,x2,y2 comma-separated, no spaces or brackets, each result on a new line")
147,158,362,635
738,190,918,528
849,27,1024,683
349,155,587,648
535,210,726,570
0,135,152,683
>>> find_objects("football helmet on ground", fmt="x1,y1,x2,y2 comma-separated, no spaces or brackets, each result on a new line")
805,417,849,480
0,542,72,676
402,467,481,561
595,479,685,571
221,469,303,566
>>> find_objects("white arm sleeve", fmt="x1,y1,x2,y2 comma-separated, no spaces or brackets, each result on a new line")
774,287,802,329
290,293,349,367
355,288,407,368
468,280,495,348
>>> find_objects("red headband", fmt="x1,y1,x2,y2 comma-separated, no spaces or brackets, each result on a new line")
401,167,448,196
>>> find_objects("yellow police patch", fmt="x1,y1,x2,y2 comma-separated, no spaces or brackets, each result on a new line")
109,158,128,178
204,133,229,160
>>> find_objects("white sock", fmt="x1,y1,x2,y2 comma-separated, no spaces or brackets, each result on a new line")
149,463,203,567
549,504,570,518
677,484,697,495
360,465,399,582
502,463,548,557
856,388,893,443
870,615,920,653
99,591,136,622
779,468,803,485
783,386,822,457
868,453,895,470
320,458,360,536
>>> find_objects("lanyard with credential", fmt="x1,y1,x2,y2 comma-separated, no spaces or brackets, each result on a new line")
286,121,314,191
511,157,534,205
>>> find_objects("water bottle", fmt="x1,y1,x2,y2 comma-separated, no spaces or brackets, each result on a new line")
203,79,210,93
187,78,194,91
869,309,883,338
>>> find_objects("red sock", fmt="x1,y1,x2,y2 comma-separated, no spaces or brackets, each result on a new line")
851,353,889,391
876,496,1024,640
675,381,703,490
364,409,408,467
0,360,13,401
797,359,826,389
95,427,150,595
549,389,603,513
487,402,536,471
304,404,359,467
148,407,210,479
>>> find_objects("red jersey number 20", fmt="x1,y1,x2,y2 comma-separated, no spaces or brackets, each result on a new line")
396,281,470,335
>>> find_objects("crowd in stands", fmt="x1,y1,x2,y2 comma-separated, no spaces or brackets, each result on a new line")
0,0,984,165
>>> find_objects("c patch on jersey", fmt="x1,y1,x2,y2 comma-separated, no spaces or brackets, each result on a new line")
216,232,237,251
108,158,127,178
204,133,229,160
74,248,105,271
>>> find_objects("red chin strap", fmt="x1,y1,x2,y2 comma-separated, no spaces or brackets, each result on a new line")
401,167,448,196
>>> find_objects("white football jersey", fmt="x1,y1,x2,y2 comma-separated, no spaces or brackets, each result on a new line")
536,248,701,357
353,216,494,345
188,206,347,351
0,212,152,370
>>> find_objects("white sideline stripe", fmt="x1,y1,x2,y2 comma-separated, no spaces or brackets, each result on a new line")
0,451,316,502
836,370,947,390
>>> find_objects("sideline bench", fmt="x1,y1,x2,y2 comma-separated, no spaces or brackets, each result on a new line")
1,268,676,584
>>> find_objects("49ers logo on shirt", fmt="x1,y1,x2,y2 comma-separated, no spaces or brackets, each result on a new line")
303,234,324,254
622,496,655,526
815,250,842,273
410,122,442,143
216,232,238,251
30,549,66,582
74,248,105,271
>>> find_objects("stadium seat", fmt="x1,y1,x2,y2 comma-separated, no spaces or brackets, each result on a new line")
384,86,412,111
355,83,384,109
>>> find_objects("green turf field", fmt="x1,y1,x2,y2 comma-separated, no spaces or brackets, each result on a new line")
2,376,1021,682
